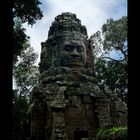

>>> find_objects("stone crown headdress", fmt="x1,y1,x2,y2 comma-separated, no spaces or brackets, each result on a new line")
48,12,88,40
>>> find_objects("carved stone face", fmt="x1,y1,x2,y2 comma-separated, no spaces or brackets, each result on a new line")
60,40,87,67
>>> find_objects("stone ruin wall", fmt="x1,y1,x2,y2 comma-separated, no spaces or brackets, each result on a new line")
26,12,127,140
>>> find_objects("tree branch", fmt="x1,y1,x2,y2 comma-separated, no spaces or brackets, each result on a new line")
102,56,125,62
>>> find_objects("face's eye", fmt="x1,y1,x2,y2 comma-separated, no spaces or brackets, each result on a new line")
76,45,84,52
63,44,84,53
63,45,74,51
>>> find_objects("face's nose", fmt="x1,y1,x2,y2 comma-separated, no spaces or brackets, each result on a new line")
71,48,80,56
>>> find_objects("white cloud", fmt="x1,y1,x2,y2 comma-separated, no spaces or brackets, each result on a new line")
23,0,127,65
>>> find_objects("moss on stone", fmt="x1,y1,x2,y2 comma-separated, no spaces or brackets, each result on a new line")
96,127,127,140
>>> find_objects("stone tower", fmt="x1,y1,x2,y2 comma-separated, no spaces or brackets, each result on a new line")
27,12,127,140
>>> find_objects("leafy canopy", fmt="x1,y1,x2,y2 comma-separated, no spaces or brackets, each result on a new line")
90,16,127,104
13,0,43,25
13,0,43,64
12,1,42,136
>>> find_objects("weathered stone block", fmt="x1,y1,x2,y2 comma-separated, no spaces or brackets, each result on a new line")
25,12,127,140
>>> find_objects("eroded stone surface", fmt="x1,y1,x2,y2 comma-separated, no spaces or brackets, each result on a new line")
27,12,127,140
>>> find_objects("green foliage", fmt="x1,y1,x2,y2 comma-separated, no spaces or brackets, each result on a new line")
90,16,128,105
12,1,43,138
13,0,43,25
101,16,127,63
13,0,43,63
13,46,39,98
13,89,29,140
12,1,43,139
13,46,39,139
13,90,28,123
96,127,127,140
13,19,30,63
95,58,127,103
13,45,39,122
102,17,127,53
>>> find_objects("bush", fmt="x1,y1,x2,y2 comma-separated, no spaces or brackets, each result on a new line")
96,127,127,140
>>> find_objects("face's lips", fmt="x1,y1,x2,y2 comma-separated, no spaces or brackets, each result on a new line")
68,59,82,67
69,57,81,62
69,59,80,63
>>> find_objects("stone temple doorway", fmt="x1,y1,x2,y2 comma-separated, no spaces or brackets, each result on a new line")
74,128,88,140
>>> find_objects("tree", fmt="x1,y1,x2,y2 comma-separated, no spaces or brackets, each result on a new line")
13,0,43,98
12,1,43,139
13,0,43,25
12,0,43,122
90,16,127,104
101,16,127,62
13,0,43,64
13,18,30,63
13,46,39,99
13,44,39,107
13,45,39,140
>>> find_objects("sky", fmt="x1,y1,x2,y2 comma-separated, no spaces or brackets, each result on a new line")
23,0,127,64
